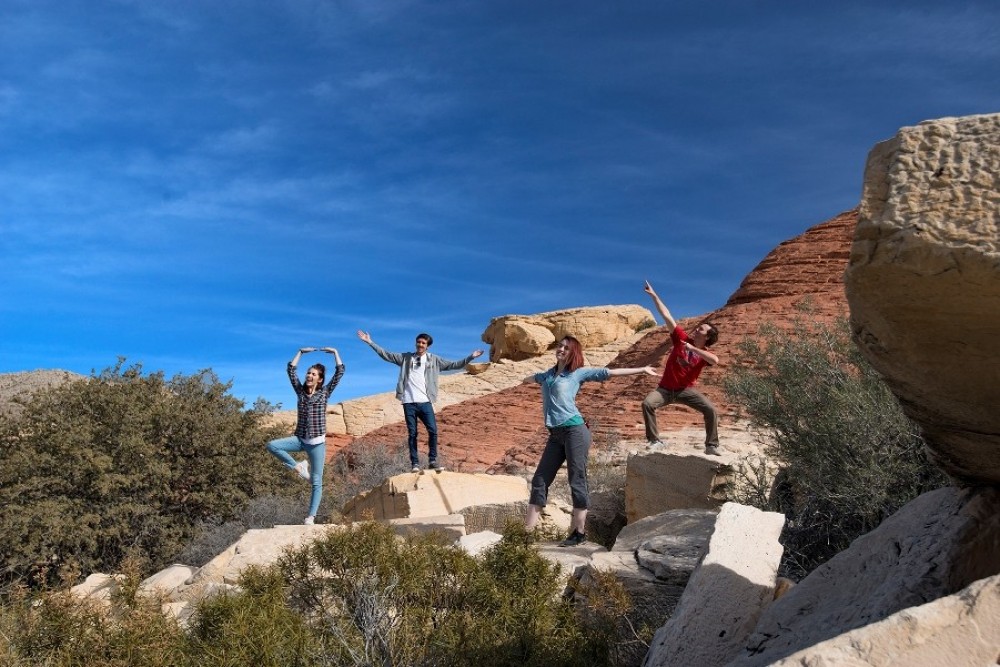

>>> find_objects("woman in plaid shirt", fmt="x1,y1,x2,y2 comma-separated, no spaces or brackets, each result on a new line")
266,346,345,525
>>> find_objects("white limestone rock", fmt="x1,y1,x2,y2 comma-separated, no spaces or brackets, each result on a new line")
766,573,1000,667
643,503,785,667
727,486,1000,667
457,530,504,556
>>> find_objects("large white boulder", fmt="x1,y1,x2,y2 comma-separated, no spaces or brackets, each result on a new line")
727,486,1000,667
643,503,785,667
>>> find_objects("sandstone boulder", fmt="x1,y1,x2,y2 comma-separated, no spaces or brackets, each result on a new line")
575,509,718,666
727,485,1000,667
140,564,197,597
625,450,733,522
643,503,785,667
341,471,528,522
387,514,466,541
482,305,655,361
846,113,1000,484
457,531,503,556
70,573,122,603
763,573,1000,667
536,541,608,581
173,524,331,603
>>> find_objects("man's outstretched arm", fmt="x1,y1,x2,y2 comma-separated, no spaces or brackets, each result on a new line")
644,280,677,331
356,330,405,365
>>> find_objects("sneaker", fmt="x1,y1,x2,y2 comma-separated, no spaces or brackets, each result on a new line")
558,530,587,548
648,440,665,450
704,445,722,456
294,460,311,481
303,516,315,526
428,461,446,472
411,465,421,473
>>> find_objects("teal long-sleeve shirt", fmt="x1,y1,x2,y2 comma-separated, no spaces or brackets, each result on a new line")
531,366,610,428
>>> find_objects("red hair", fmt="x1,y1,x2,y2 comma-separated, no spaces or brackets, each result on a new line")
559,336,585,373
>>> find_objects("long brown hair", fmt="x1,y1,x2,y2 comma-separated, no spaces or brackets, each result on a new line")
308,363,326,386
558,336,585,373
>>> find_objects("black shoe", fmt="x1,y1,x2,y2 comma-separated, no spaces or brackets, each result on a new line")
428,461,446,472
558,530,587,547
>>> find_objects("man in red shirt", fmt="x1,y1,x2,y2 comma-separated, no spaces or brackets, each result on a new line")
641,280,722,455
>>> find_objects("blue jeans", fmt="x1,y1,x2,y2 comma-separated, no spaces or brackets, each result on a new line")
267,436,325,517
403,402,438,466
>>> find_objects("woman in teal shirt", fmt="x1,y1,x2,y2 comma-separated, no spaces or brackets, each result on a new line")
523,335,657,546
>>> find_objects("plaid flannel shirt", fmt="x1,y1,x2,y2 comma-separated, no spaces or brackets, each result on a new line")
288,362,345,441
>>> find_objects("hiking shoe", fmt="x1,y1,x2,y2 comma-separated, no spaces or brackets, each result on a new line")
704,445,722,456
294,460,311,481
303,516,315,526
648,440,665,450
411,465,421,473
558,530,587,548
428,461,446,472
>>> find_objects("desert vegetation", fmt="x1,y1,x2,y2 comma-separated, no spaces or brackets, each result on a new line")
723,317,948,578
1,523,632,667
0,360,294,587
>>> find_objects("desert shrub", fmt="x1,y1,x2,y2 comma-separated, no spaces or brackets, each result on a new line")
723,318,948,578
188,566,323,666
0,562,188,667
1,523,633,666
0,360,292,587
278,521,624,666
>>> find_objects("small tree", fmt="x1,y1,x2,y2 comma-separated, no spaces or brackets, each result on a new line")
0,360,290,587
723,318,947,578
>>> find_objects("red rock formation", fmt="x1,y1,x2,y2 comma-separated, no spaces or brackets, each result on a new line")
340,210,858,472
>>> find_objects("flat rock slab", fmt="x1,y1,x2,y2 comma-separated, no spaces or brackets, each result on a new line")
728,485,1000,667
765,573,1000,667
644,503,785,667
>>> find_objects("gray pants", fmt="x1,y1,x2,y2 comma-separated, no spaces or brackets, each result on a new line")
529,424,591,509
642,387,719,446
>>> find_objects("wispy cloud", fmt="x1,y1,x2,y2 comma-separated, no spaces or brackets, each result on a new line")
3,0,999,405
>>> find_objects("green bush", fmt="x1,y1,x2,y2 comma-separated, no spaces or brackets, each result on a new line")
723,318,947,578
1,522,634,666
277,521,627,666
0,564,188,667
0,360,292,587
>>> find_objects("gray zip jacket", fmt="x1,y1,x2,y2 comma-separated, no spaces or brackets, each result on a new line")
366,341,477,403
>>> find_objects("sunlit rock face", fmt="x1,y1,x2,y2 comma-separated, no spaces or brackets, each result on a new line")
846,113,1000,485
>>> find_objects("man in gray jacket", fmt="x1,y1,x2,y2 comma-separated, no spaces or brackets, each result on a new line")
357,330,484,472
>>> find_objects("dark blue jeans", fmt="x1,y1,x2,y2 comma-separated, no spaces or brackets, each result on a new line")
529,424,592,509
403,402,438,466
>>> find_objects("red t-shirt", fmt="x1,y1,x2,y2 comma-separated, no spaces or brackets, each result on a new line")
658,326,707,391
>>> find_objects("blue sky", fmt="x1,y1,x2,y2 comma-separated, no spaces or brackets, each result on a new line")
2,1,998,407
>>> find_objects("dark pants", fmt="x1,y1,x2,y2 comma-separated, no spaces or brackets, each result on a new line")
642,387,719,446
529,424,591,509
403,401,438,466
